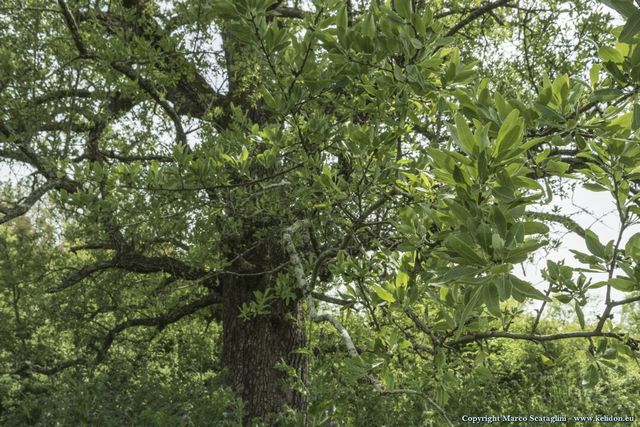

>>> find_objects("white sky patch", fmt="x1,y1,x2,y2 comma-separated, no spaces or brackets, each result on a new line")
519,180,640,325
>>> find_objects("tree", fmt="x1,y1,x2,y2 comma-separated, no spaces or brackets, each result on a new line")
1,0,640,425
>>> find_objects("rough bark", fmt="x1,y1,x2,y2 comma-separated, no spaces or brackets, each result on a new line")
221,273,307,425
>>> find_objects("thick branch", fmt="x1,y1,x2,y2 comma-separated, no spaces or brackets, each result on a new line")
595,295,640,332
96,290,219,363
0,180,65,225
311,292,354,306
450,329,638,348
48,251,211,293
445,0,512,37
57,0,91,58
12,291,220,376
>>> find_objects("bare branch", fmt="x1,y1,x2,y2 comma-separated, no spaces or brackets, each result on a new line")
46,260,115,293
30,88,96,105
48,250,213,293
311,292,354,306
450,329,638,348
445,0,512,37
404,308,440,347
110,61,187,146
57,0,92,58
0,180,63,225
0,148,31,163
595,295,640,332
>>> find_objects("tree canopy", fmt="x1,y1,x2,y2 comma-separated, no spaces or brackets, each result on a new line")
1,0,640,425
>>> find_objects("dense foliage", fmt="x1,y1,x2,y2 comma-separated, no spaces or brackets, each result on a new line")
1,0,640,425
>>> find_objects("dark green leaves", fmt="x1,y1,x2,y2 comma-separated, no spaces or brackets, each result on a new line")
445,236,486,265
494,110,524,155
457,286,483,337
633,103,640,130
395,0,412,19
449,113,476,156
502,239,547,263
599,0,639,18
509,275,551,301
483,283,502,318
620,10,640,42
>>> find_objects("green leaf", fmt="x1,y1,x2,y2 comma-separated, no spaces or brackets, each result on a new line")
534,102,566,123
583,182,609,192
494,91,512,120
477,223,492,252
583,363,600,387
445,236,486,265
492,233,505,252
555,294,573,303
483,283,502,318
337,5,348,43
438,266,479,283
590,63,602,88
491,206,508,236
544,159,570,175
494,110,524,155
592,88,624,101
621,10,640,42
625,232,640,260
505,222,525,246
598,46,624,64
571,250,607,270
395,0,412,19
523,222,550,235
490,263,512,274
363,13,376,39
239,146,249,162
609,277,636,291
495,275,512,299
584,229,606,259
409,38,423,49
633,103,640,130
374,285,396,303
395,270,409,287
503,239,547,263
494,186,516,202
450,114,476,155
457,286,483,337
444,199,470,223
509,275,551,301
552,74,570,105
575,302,585,329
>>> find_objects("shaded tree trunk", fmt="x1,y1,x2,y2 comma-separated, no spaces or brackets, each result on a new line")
221,274,307,425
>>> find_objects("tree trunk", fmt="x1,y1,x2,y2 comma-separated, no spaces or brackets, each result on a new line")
221,274,307,425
